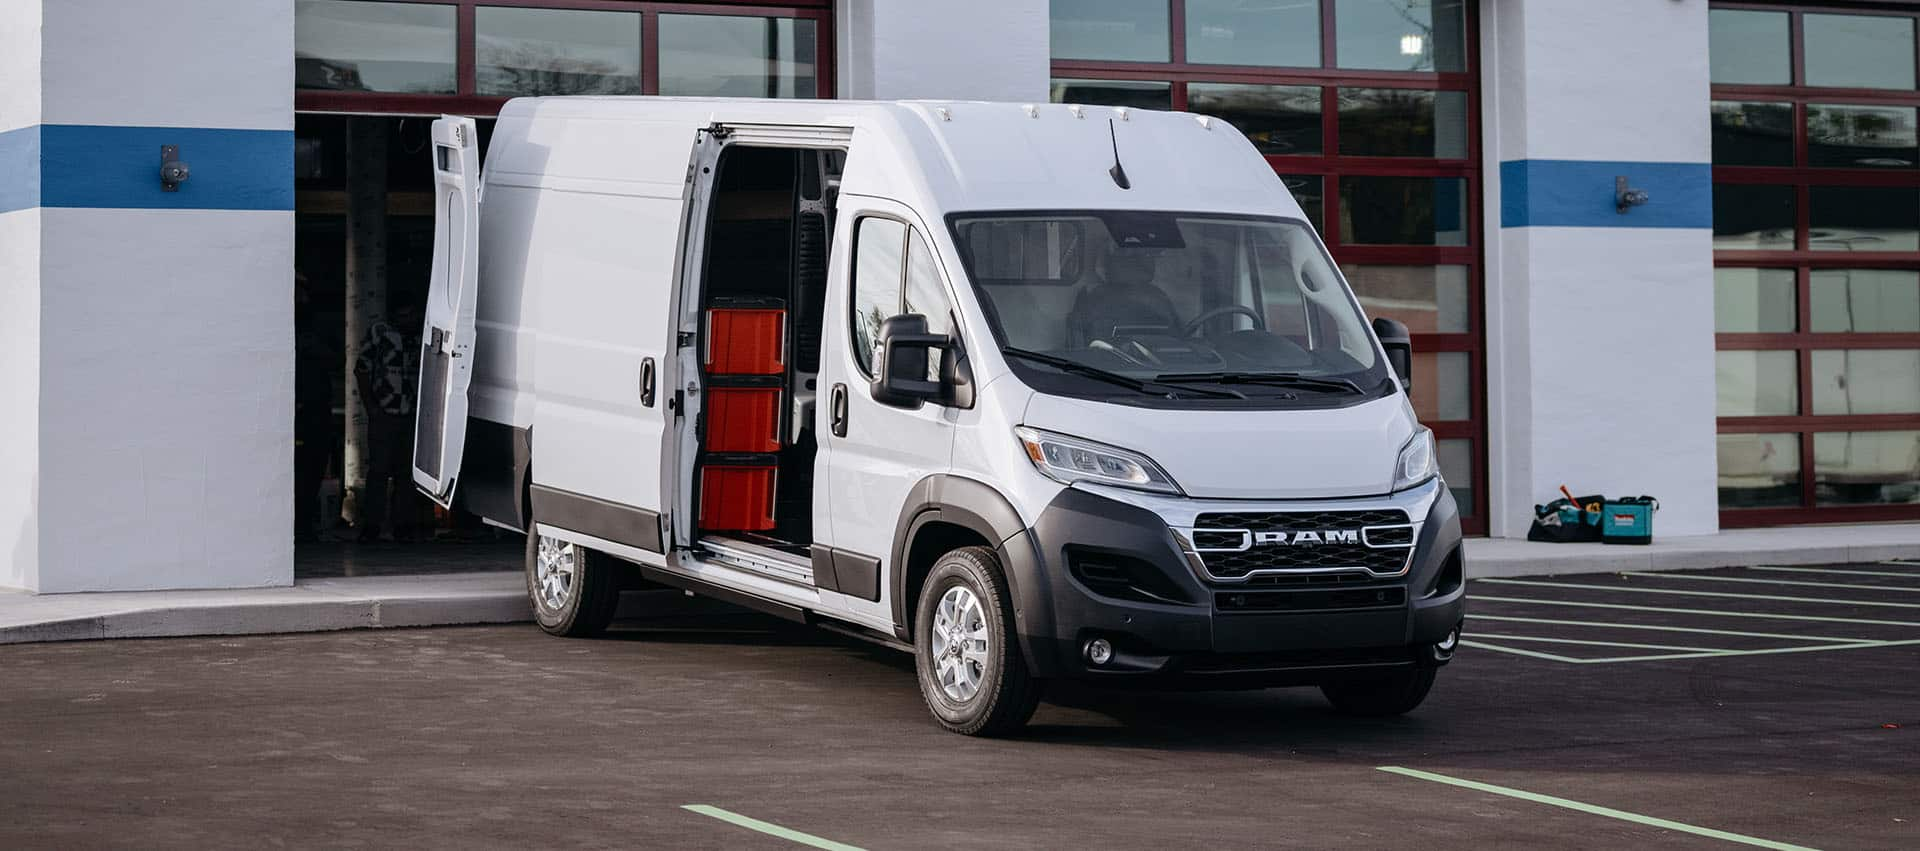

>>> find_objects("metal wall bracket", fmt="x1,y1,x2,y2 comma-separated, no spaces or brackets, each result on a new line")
1615,175,1649,213
160,145,190,192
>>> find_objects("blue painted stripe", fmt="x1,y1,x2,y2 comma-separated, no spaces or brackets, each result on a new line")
1501,159,1711,229
0,126,41,214
0,124,293,213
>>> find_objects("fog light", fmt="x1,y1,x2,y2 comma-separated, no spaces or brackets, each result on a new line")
1438,627,1459,652
1085,638,1114,666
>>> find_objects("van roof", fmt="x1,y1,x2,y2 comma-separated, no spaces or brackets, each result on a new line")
492,97,1307,222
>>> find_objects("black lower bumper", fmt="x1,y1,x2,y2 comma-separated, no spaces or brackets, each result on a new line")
997,483,1465,686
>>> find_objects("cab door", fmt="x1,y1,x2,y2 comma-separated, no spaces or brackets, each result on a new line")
818,198,961,623
412,115,480,506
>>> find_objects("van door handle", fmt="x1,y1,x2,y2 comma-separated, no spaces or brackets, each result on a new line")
829,383,848,437
640,358,657,407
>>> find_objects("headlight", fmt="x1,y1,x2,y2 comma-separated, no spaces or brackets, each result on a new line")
1014,426,1182,495
1394,427,1438,492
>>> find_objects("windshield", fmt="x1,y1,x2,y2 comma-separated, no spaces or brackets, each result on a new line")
950,211,1393,405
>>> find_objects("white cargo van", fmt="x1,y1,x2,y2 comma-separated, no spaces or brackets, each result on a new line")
412,98,1465,736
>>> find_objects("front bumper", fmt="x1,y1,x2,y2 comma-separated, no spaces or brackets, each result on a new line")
997,478,1465,686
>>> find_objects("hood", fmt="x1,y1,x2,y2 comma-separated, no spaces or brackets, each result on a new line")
1021,393,1418,499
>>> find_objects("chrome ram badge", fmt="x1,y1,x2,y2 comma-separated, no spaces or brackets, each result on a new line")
1254,530,1361,546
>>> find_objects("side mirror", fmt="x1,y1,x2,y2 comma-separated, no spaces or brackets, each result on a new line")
1372,316,1413,391
871,314,950,409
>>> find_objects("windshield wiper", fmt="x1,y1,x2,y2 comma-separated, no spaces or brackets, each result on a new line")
1001,348,1242,399
1154,371,1366,395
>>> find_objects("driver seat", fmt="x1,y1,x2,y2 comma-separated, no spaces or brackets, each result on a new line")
1067,280,1180,346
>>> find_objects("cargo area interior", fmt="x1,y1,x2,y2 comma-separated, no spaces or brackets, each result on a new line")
692,145,844,558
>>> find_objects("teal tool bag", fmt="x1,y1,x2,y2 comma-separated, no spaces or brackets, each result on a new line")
1601,496,1658,545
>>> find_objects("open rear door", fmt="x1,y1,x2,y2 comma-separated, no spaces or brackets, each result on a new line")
412,116,481,507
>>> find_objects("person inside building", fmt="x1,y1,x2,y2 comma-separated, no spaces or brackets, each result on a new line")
353,298,428,542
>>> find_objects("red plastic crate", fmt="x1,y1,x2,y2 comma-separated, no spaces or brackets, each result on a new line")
700,463,777,531
705,307,786,375
705,386,782,453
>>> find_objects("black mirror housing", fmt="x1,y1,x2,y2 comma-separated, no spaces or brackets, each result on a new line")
1372,316,1413,391
871,314,951,408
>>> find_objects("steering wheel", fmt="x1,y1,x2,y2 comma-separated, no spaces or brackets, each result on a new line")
1182,305,1266,337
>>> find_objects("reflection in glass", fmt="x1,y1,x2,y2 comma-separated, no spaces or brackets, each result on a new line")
1188,84,1321,155
1815,431,1920,506
1709,9,1791,85
1186,0,1320,67
1714,268,1797,333
1810,186,1920,253
1334,0,1466,72
1278,175,1325,233
1339,89,1468,158
1812,350,1920,415
851,218,906,375
1804,13,1917,90
1050,0,1170,62
1409,351,1471,422
295,0,456,93
1808,104,1918,169
1711,101,1793,167
1340,177,1468,246
1048,79,1172,111
476,7,641,96
1712,184,1796,251
1810,269,1920,332
1716,350,1799,416
658,15,817,98
1342,265,1470,334
1438,438,1474,517
1718,432,1802,508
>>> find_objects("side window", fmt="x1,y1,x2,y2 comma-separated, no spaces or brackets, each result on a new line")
851,217,907,375
905,230,955,380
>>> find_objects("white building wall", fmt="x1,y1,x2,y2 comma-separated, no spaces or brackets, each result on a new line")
836,0,1049,102
0,1,45,591
3,0,294,592
1481,0,1719,536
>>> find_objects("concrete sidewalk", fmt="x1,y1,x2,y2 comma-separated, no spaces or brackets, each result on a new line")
4,522,1919,645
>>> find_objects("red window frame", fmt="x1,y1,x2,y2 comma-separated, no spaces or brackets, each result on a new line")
1052,0,1488,532
294,0,834,116
1712,1,1920,527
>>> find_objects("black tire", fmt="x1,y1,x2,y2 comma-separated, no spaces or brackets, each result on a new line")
913,546,1042,736
524,529,620,638
1320,667,1437,717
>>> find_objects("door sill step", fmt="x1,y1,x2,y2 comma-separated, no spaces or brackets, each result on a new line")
697,535,814,587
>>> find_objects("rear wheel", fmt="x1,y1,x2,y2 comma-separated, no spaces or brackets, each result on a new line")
1320,667,1436,717
525,529,620,637
913,546,1042,736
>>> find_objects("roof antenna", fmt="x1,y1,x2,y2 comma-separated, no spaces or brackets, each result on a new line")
1106,118,1131,190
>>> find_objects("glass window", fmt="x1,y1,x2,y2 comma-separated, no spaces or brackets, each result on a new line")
1050,0,1169,62
905,231,954,381
1335,0,1466,73
1808,104,1918,169
1437,438,1474,517
851,218,907,375
1410,351,1471,421
1186,0,1320,67
1278,175,1324,233
1714,268,1797,333
1711,101,1794,167
1810,186,1920,253
1812,349,1920,415
658,15,817,98
1716,350,1799,416
295,0,456,93
1712,184,1796,251
1810,269,1920,332
1814,431,1920,506
1342,264,1470,334
1804,13,1917,90
1717,432,1802,508
1708,9,1790,86
1340,177,1468,246
475,7,641,96
1187,83,1322,155
1339,88,1469,158
1048,79,1172,111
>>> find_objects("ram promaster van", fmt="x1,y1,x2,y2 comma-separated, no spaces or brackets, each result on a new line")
411,99,1465,736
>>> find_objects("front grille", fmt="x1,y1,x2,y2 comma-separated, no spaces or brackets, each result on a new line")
1191,509,1414,580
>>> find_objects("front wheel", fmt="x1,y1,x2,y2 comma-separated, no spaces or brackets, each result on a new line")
1320,666,1436,717
525,530,620,637
913,546,1042,736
